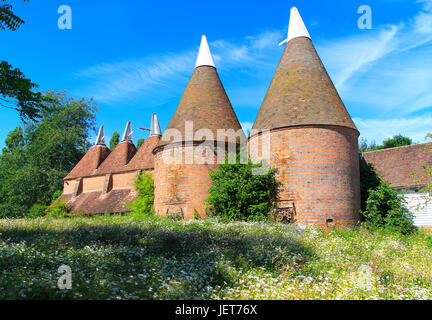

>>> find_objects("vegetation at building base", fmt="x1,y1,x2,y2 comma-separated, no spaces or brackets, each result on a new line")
361,182,416,235
359,157,416,235
0,90,97,218
359,134,412,153
127,171,154,216
1,215,432,300
206,153,279,222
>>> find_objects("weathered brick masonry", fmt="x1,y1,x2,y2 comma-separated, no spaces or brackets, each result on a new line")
59,8,362,227
249,126,360,226
59,125,160,214
249,8,361,227
153,37,245,218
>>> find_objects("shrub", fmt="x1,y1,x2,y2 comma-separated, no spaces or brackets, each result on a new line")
46,199,70,218
359,157,381,212
51,190,63,203
27,203,47,218
361,181,416,235
127,171,154,215
206,153,279,222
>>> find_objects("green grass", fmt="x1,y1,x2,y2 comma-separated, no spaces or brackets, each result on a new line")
1,214,432,299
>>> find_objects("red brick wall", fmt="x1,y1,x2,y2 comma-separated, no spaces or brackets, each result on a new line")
249,125,360,227
363,142,432,188
153,144,220,219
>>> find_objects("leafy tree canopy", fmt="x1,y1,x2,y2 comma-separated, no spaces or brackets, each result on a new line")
1,1,45,122
0,0,28,31
359,134,412,153
0,61,44,122
137,138,145,150
0,90,97,217
110,131,120,150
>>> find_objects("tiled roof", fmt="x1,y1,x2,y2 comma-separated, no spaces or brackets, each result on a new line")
96,141,137,175
363,142,432,188
251,37,357,136
59,188,138,214
157,66,244,148
64,145,111,180
127,135,160,170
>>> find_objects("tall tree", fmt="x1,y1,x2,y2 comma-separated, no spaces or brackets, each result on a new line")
0,61,44,122
110,131,120,150
137,138,145,149
359,134,412,152
382,134,412,149
0,0,28,31
1,0,44,122
0,90,97,217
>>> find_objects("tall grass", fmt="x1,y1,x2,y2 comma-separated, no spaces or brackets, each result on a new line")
0,215,431,299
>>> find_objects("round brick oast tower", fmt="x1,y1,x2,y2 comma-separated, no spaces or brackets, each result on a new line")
153,36,245,219
249,7,360,227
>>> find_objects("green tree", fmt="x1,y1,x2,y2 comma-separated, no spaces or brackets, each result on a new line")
0,0,28,31
359,138,378,152
0,61,44,122
359,134,412,152
137,138,145,149
359,157,381,212
110,131,120,150
1,1,44,122
361,182,416,235
0,90,97,217
206,153,279,222
127,171,154,215
382,134,412,149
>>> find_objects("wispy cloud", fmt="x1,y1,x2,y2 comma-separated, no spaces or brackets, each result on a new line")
240,121,254,135
354,116,432,144
76,1,432,144
317,0,432,142
76,30,284,105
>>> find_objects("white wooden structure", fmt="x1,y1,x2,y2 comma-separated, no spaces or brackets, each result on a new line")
404,192,432,228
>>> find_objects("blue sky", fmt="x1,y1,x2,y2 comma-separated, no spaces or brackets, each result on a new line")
1,0,432,149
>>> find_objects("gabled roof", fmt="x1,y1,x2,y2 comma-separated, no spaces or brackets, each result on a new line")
251,7,357,136
363,142,432,188
157,35,244,148
64,145,111,180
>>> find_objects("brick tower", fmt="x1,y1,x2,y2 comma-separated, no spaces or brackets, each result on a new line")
249,7,360,227
153,35,245,218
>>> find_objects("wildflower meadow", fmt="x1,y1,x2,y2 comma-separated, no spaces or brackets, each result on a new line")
0,215,431,300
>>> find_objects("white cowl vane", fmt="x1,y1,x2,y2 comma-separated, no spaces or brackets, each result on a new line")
279,7,311,46
195,35,216,68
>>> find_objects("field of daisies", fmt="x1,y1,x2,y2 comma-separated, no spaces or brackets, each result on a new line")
1,214,432,300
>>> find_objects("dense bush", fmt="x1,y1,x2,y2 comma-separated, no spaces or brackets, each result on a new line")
127,171,154,215
359,157,381,212
27,204,47,218
51,190,63,203
361,182,416,235
206,153,279,222
45,199,70,218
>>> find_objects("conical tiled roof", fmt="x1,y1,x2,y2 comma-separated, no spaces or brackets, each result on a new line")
64,145,111,180
97,141,137,175
157,36,244,148
127,135,160,170
251,7,357,136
